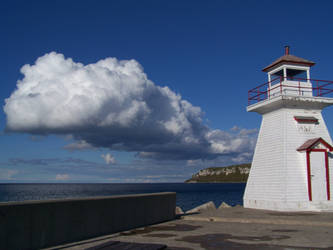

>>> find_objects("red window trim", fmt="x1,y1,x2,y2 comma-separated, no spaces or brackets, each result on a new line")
294,116,318,124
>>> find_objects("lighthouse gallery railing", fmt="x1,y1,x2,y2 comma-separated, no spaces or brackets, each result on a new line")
248,77,333,105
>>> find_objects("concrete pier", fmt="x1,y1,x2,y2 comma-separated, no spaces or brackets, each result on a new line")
46,206,333,249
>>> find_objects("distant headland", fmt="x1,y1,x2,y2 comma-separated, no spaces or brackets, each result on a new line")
185,163,251,183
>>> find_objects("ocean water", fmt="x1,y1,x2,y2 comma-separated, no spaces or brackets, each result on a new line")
0,183,246,211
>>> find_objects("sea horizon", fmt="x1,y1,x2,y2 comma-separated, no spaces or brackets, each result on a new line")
0,182,246,211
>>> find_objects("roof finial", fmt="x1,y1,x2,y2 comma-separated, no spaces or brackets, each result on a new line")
284,45,290,55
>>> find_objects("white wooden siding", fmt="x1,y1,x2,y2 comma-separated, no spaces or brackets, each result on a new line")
244,106,333,211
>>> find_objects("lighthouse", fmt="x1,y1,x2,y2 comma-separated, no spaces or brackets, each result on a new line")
244,46,333,211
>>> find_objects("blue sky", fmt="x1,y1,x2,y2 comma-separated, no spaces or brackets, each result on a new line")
1,0,333,183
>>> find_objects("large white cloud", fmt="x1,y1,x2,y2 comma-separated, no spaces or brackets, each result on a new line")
4,52,257,160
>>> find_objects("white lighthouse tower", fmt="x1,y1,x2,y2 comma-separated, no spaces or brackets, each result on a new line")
244,46,333,211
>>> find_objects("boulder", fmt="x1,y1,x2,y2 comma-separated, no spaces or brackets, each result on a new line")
218,202,231,209
175,206,184,215
186,201,216,214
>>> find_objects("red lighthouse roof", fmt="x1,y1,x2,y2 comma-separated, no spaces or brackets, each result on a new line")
297,137,333,152
262,46,315,72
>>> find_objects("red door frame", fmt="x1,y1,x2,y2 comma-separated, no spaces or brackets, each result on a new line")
306,149,330,201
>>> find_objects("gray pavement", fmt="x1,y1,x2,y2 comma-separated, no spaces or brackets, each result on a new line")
46,207,333,250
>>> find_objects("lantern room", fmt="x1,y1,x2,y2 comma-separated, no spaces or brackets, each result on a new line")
248,47,333,106
263,46,315,98
263,46,315,83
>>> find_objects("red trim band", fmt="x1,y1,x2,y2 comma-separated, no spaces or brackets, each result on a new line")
306,151,312,201
325,151,331,201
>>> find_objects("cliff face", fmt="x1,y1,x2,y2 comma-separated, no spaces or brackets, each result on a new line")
185,163,251,183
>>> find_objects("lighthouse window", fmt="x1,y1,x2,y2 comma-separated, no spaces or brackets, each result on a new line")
287,69,307,80
294,116,318,124
271,69,283,81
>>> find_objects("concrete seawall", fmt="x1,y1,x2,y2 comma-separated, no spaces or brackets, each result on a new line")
0,192,176,249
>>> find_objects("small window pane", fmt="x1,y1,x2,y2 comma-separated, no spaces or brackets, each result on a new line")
287,69,307,80
272,69,283,80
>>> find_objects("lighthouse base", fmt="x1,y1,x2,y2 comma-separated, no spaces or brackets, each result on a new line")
244,199,333,212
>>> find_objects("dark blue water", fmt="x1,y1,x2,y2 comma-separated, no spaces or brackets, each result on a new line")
0,183,246,211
